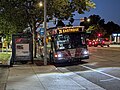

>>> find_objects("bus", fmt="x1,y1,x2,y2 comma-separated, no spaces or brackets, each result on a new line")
47,26,89,63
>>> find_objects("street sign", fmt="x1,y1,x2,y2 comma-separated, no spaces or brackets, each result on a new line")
39,28,44,35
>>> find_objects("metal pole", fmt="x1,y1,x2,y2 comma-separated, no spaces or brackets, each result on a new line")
1,37,3,52
43,0,47,65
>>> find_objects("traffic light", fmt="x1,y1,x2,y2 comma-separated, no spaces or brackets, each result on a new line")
98,33,101,37
97,33,102,37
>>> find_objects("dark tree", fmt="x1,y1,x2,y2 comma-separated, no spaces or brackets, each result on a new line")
80,15,106,39
104,21,120,35
56,20,65,27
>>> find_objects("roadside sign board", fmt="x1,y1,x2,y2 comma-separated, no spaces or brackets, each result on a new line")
39,28,44,35
11,33,33,65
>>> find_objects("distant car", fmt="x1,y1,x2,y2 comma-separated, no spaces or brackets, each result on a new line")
88,40,98,47
94,38,110,47
87,38,111,47
99,38,111,47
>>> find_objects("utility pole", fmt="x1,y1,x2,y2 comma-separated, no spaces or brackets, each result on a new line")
43,0,47,65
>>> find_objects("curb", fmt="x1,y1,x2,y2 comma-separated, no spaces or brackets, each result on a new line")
0,64,10,67
110,45,120,47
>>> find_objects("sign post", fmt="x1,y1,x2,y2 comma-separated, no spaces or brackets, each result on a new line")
43,0,47,65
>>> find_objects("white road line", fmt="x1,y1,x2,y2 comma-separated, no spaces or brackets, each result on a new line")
57,67,105,90
100,78,115,82
81,65,120,81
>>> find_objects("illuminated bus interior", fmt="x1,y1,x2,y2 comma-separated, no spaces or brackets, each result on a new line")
54,32,86,50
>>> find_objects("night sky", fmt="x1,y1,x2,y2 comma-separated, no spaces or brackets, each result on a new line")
73,0,120,26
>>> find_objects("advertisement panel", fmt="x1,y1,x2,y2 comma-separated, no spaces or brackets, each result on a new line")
11,33,33,65
16,44,29,56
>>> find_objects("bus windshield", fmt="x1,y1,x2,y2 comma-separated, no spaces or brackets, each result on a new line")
54,32,86,50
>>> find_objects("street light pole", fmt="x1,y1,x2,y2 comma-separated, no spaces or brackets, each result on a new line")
43,0,47,65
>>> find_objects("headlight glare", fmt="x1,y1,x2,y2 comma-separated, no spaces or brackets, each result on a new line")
83,50,89,55
58,54,62,57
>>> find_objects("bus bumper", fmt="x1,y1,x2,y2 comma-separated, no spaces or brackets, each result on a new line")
53,55,89,63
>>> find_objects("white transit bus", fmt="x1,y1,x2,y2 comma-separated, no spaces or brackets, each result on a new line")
47,26,89,63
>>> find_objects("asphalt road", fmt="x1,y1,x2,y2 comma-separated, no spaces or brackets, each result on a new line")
56,47,120,90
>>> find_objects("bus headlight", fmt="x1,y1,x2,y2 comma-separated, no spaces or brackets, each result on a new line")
58,54,62,57
54,53,62,58
83,50,89,55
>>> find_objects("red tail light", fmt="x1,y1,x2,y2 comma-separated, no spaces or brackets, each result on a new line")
54,53,58,57
102,40,105,44
89,41,92,45
95,41,97,44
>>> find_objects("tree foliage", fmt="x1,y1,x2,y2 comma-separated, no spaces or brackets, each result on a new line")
80,14,106,39
0,15,17,41
0,17,16,46
80,14,120,39
104,21,120,34
87,15,106,36
0,0,95,33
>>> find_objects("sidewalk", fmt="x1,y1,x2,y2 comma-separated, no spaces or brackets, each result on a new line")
0,67,9,90
5,63,105,90
110,44,120,47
